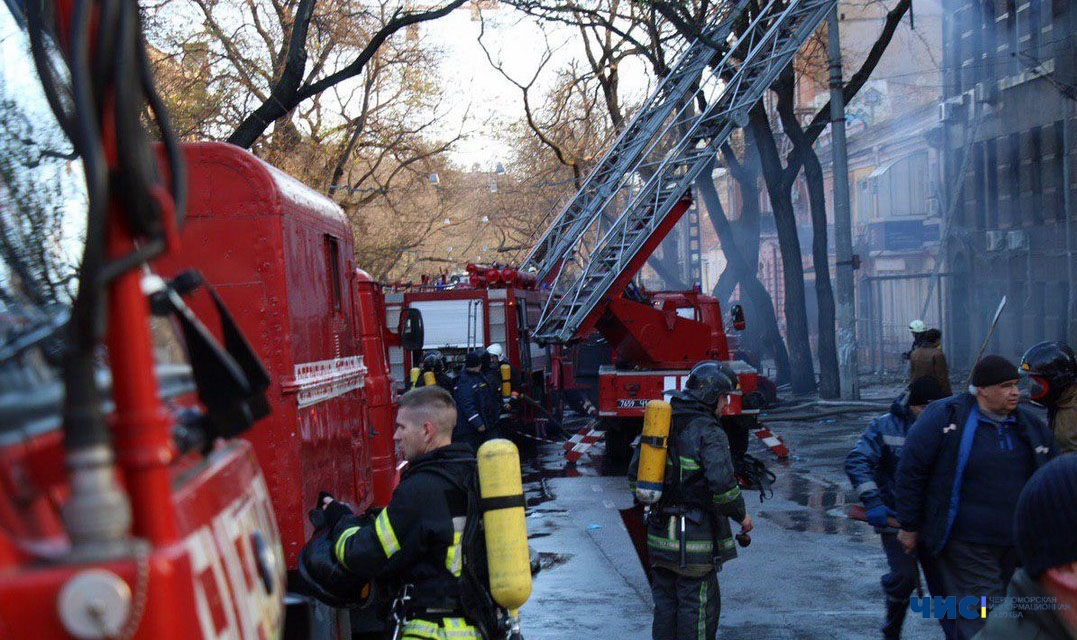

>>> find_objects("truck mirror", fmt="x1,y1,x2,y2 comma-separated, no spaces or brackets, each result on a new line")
399,308,424,351
731,304,746,331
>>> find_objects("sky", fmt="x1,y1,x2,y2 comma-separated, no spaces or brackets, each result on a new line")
421,4,653,170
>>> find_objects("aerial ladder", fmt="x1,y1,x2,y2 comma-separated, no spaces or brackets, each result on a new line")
521,0,837,465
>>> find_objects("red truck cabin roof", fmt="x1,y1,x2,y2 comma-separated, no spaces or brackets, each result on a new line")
155,142,375,567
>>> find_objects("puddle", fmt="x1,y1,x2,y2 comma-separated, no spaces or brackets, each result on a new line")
759,509,865,536
534,551,572,572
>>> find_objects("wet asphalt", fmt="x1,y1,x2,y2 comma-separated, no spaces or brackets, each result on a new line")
518,388,949,640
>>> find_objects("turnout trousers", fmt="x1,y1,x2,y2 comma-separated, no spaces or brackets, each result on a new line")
650,566,719,640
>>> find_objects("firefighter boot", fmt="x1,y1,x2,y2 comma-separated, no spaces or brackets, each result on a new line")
882,596,907,640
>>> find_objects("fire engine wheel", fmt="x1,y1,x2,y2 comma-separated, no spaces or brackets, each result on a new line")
720,414,757,462
599,416,642,475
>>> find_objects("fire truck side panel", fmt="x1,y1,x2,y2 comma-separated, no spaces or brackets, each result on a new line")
154,142,374,569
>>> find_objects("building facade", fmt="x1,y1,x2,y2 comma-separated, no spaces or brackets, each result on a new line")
940,0,1077,367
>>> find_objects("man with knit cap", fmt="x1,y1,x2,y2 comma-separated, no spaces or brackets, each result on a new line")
974,454,1077,639
896,354,1057,639
846,376,951,640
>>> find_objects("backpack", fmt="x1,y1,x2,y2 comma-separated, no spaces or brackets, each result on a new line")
423,464,508,640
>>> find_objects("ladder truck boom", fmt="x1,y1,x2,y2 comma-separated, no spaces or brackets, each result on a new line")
529,0,837,346
521,0,749,282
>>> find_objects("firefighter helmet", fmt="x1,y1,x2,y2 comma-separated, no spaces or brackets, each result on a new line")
487,343,504,359
683,360,739,408
422,350,446,375
1020,341,1077,406
909,319,926,334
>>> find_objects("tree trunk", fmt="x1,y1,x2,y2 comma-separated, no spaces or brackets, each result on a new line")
750,103,817,395
802,146,840,398
775,72,839,399
697,156,791,384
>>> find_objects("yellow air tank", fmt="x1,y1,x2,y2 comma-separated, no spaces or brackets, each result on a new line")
635,400,672,505
423,370,437,387
477,439,531,614
500,364,512,398
409,367,421,389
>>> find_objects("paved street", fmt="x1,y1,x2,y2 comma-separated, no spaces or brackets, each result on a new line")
521,388,950,639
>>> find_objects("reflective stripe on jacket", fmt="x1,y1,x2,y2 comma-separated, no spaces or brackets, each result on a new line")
631,395,746,576
335,444,474,612
845,396,915,512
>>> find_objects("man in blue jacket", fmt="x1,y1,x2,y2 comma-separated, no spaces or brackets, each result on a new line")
846,376,950,640
896,355,1057,640
452,348,499,450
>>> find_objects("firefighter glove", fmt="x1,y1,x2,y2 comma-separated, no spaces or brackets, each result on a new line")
866,504,896,528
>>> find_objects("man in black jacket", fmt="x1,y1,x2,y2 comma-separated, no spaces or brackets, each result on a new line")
324,386,483,640
629,361,753,640
896,355,1056,639
974,454,1077,639
453,349,499,450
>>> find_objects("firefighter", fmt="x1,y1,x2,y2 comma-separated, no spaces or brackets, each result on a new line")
845,376,952,640
316,386,484,639
453,348,499,450
909,328,952,395
902,319,927,362
417,350,456,394
629,361,753,640
1020,341,1077,453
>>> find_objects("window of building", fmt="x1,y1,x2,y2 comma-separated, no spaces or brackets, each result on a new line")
1054,121,1066,222
1029,127,1043,225
973,142,987,230
1009,132,1021,225
986,139,1000,228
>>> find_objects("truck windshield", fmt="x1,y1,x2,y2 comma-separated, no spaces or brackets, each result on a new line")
0,2,86,367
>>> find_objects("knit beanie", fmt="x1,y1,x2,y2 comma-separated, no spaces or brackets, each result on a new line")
908,376,947,406
1014,454,1077,578
971,355,1020,388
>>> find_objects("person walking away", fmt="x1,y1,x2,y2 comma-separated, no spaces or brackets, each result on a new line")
845,376,952,639
628,361,753,640
974,454,1077,639
308,386,485,639
1021,341,1077,453
910,328,952,395
904,319,928,361
453,348,499,450
896,355,1056,639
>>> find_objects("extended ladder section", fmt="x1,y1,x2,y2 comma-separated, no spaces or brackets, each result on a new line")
530,0,837,344
522,0,748,281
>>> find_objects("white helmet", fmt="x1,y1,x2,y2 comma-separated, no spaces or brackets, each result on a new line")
486,344,504,359
909,319,926,333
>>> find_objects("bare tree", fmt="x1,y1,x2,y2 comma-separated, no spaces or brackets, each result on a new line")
145,0,470,148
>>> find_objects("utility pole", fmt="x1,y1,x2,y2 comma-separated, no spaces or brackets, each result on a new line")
828,7,860,399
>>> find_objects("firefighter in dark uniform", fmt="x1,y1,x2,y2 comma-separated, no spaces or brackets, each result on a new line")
1021,341,1077,453
453,348,499,450
630,361,754,640
315,386,483,639
416,350,456,394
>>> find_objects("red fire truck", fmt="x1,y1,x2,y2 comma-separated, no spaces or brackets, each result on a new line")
385,265,577,435
0,4,418,638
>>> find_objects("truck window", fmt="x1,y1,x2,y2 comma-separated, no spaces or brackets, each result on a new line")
325,235,342,313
